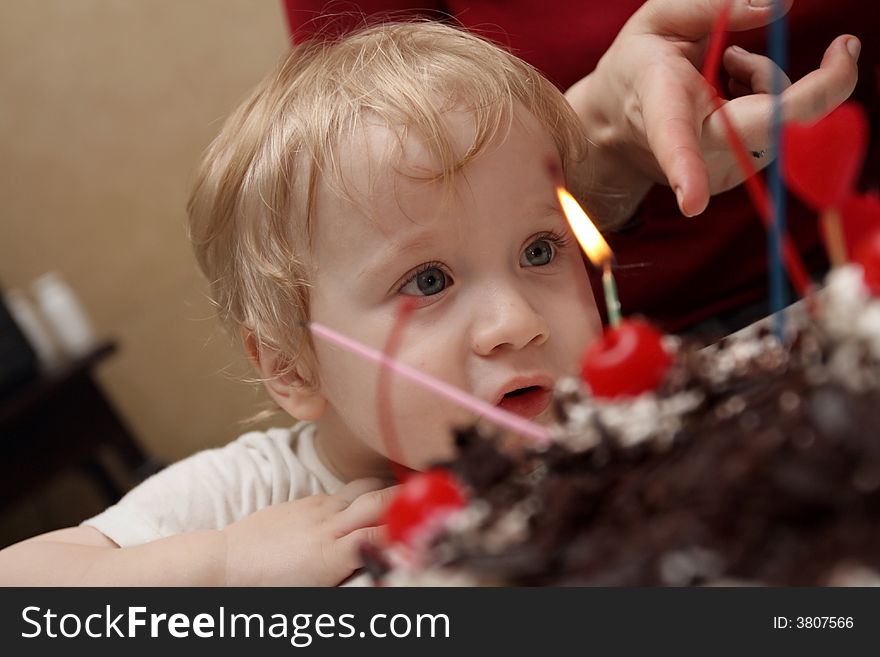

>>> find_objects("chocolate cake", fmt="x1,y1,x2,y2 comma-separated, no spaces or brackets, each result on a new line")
369,265,880,586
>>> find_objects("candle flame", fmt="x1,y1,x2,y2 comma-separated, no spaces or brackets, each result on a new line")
556,186,612,266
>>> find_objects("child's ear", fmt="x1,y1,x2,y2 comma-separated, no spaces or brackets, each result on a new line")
243,329,328,421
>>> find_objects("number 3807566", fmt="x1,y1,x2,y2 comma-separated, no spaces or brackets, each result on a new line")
796,617,854,629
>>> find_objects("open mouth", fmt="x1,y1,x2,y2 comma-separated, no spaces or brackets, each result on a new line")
497,385,551,419
505,386,540,398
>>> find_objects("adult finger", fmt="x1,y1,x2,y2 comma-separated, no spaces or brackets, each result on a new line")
704,93,776,178
637,0,794,39
713,47,791,166
332,484,401,536
641,71,711,216
704,35,859,180
781,35,860,124
728,79,754,99
723,46,792,95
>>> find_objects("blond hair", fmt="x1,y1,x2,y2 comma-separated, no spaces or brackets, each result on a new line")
187,20,586,386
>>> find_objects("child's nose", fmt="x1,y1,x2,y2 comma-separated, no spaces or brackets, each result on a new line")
470,286,549,356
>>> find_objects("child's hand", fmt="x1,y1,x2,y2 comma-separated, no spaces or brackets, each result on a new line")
566,0,860,225
222,478,398,586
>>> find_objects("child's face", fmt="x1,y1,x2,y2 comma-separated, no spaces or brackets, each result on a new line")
306,108,601,478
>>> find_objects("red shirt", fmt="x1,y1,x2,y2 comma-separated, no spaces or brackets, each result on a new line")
283,0,879,331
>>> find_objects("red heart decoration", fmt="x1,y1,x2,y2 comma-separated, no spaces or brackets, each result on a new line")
829,191,880,258
782,102,868,210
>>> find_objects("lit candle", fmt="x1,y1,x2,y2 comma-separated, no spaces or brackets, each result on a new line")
555,187,621,327
555,186,673,398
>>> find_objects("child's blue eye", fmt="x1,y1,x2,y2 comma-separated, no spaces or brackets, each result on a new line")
521,238,554,267
399,265,449,297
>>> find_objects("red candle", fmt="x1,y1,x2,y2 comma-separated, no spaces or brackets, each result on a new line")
556,187,621,326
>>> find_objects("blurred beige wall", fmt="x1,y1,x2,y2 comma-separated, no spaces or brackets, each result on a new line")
0,1,290,462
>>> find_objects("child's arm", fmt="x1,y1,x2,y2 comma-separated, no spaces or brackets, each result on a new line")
567,0,860,229
0,479,396,586
0,525,226,586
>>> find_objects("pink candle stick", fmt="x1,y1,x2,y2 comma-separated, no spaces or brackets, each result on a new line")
308,321,553,445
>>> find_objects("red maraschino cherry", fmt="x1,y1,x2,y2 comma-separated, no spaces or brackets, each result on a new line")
384,469,466,547
853,229,880,296
581,318,673,399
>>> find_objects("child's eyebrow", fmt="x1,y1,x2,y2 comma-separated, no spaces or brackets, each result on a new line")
356,229,439,281
356,204,563,281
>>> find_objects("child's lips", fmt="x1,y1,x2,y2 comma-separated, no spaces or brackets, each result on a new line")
496,387,552,419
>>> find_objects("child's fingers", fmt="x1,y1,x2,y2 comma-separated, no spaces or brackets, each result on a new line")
331,485,400,537
322,525,385,580
330,477,388,510
338,525,385,562
723,46,792,96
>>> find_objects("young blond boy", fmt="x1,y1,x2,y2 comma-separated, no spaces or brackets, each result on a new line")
0,2,859,585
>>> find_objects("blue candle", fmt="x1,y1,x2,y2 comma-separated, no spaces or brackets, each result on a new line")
768,0,788,340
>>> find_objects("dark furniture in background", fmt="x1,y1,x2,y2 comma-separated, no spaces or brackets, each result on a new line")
0,293,38,398
0,341,160,514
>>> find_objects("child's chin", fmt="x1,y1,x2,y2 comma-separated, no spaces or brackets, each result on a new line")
397,445,457,473
390,461,420,476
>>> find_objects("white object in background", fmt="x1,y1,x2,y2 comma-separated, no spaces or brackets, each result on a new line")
32,272,97,358
3,288,65,370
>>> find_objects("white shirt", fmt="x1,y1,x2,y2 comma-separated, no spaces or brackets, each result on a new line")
82,422,343,548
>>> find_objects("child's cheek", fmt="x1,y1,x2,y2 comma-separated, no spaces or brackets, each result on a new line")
385,380,469,467
398,427,459,470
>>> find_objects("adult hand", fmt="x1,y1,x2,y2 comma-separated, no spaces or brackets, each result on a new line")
566,0,860,225
222,478,398,586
